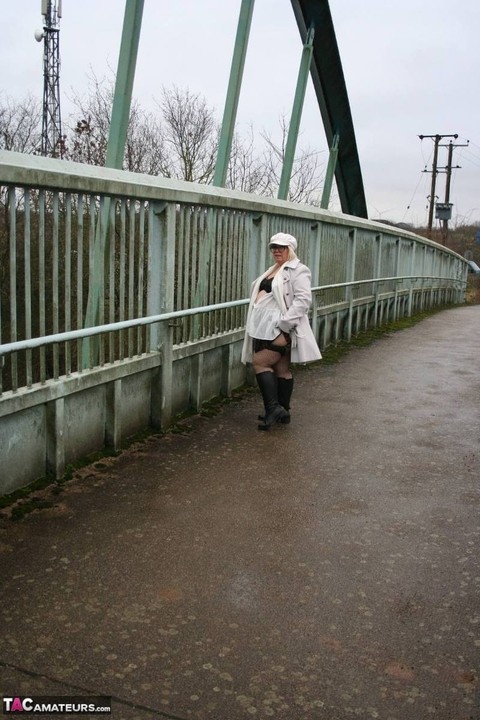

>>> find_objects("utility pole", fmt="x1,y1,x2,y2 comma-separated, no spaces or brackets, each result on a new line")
419,133,458,238
439,138,468,244
35,0,64,158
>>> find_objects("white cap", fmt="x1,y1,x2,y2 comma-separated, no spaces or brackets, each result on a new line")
268,232,297,252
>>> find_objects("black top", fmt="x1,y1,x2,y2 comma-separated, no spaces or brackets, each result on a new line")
259,276,273,293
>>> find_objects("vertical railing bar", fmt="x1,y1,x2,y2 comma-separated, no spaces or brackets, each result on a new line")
237,212,250,327
199,208,207,339
145,202,153,351
233,213,241,330
235,212,242,327
215,210,225,333
182,207,191,342
210,210,217,335
52,192,60,380
208,210,216,336
212,210,219,334
119,199,126,360
176,204,185,344
420,245,426,311
230,211,238,330
408,241,415,317
24,189,33,388
241,213,249,326
128,199,135,357
146,201,164,356
193,209,204,340
224,212,232,333
84,195,97,370
8,187,18,391
231,211,237,331
214,211,221,333
189,210,198,342
38,190,46,383
345,228,356,341
227,212,236,331
241,213,249,329
0,197,2,395
76,195,84,374
108,199,116,364
222,210,230,332
225,211,233,331
98,196,106,368
137,201,145,355
64,193,72,376
146,202,155,351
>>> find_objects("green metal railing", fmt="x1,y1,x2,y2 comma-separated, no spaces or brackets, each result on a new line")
0,150,467,399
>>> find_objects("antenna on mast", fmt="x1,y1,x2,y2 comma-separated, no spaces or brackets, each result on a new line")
35,0,64,158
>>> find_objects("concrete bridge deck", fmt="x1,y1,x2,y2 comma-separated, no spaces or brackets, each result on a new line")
1,305,479,720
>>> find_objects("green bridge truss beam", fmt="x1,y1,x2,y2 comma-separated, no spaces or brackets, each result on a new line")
290,0,368,218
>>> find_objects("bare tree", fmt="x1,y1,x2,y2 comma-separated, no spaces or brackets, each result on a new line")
0,93,42,154
261,115,325,205
66,73,169,174
157,85,218,183
0,82,327,206
0,94,43,223
226,126,271,196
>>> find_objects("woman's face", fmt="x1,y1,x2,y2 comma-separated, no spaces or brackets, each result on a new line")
270,244,289,265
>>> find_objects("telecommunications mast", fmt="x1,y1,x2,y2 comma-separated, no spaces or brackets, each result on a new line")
35,0,64,158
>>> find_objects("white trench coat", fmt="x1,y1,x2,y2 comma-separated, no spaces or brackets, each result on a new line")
241,258,322,365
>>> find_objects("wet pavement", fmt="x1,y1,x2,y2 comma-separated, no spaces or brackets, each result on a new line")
0,304,479,720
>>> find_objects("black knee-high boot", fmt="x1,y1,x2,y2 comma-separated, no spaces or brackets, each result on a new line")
258,376,294,424
277,377,294,424
256,372,289,430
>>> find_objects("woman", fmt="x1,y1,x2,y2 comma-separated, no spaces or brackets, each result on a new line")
241,232,322,430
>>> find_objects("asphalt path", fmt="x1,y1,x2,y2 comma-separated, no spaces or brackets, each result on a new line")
1,304,479,720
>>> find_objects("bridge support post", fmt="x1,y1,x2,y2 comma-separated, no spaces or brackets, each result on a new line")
191,354,204,412
248,213,266,284
345,229,357,341
278,25,315,201
192,209,215,339
213,0,255,187
221,343,236,396
320,134,340,209
46,398,65,480
82,0,144,365
310,222,322,342
373,234,383,328
408,241,416,317
393,238,402,321
149,202,176,431
147,203,165,352
106,379,122,450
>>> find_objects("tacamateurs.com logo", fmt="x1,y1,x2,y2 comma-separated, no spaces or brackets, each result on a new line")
2,696,111,714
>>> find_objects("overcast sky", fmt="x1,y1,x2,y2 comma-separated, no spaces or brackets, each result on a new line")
2,0,479,227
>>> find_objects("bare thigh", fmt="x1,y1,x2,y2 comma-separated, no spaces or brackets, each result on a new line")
252,334,291,378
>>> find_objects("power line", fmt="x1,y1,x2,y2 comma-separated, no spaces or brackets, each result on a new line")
402,170,427,223
460,148,480,168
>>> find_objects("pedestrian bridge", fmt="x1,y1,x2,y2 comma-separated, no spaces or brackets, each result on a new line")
0,3,477,716
0,150,468,494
